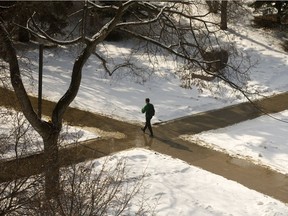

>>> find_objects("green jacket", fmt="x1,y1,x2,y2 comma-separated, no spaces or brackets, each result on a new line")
142,103,155,118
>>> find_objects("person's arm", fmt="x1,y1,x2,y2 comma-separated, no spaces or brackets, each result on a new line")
141,104,147,113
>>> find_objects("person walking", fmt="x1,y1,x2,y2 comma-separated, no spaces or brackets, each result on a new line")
141,98,155,137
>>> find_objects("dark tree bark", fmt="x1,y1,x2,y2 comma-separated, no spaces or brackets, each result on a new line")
206,1,220,13
18,28,30,43
43,131,60,198
220,1,228,30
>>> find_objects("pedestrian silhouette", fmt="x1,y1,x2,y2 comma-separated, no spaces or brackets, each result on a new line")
141,98,155,137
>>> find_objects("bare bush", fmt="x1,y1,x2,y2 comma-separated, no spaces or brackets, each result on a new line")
0,108,43,215
0,109,39,160
15,158,153,216
0,159,151,215
201,48,229,73
0,108,154,215
0,176,43,215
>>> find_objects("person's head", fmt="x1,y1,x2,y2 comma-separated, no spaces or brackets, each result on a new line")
145,98,150,103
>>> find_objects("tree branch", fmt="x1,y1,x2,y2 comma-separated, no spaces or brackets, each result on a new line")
51,1,137,127
28,14,83,45
116,4,166,27
0,22,51,138
93,51,111,75
119,27,203,68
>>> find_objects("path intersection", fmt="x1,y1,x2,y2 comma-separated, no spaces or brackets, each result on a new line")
0,86,288,203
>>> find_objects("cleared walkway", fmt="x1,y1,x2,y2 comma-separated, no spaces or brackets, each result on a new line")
1,87,288,203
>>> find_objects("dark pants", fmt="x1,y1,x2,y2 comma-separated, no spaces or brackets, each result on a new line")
143,116,153,136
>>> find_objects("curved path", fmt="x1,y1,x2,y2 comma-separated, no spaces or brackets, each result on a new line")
0,86,288,203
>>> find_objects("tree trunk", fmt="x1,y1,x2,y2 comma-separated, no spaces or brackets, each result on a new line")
18,28,30,43
18,18,30,43
1,1,134,201
43,130,60,200
275,2,283,24
220,1,228,30
206,1,219,13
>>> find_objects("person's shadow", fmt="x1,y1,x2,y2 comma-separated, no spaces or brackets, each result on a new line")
143,134,154,147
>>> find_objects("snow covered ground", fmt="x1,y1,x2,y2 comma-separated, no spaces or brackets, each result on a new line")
182,110,288,175
2,5,288,216
0,108,99,160
102,148,288,215
19,23,288,125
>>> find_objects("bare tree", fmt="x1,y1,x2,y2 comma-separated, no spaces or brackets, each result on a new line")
0,0,251,199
